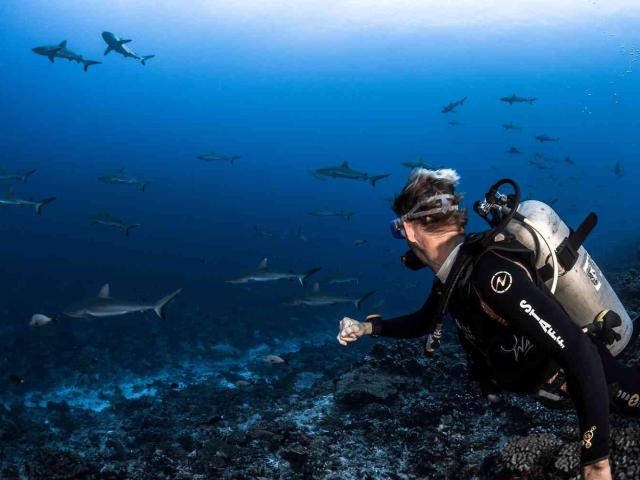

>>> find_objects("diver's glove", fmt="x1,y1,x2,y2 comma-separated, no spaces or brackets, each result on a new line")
582,310,622,346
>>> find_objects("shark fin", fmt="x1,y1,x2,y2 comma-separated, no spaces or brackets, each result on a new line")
98,284,110,298
125,224,140,237
104,46,113,56
118,39,133,44
21,170,36,183
47,55,56,63
82,60,101,72
141,55,155,65
257,258,268,270
35,197,55,215
154,288,182,319
341,161,349,168
312,282,320,293
139,181,150,192
355,291,376,310
301,267,321,287
59,40,67,48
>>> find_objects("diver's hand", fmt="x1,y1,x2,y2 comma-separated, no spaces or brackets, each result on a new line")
337,317,371,346
583,458,611,480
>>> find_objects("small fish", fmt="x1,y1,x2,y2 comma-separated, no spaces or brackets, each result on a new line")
30,313,54,327
353,239,368,246
327,274,359,286
262,354,286,365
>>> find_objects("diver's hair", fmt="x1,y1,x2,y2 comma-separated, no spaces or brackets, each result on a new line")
392,167,467,233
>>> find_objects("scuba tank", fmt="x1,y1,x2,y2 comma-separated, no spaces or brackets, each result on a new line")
475,179,633,356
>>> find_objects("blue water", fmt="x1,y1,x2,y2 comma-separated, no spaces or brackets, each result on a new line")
1,1,640,392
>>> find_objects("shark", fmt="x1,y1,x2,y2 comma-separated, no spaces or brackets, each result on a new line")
441,96,467,113
32,40,101,72
102,32,155,65
225,258,320,286
402,160,439,169
284,283,375,310
506,147,522,155
0,190,55,215
99,169,150,192
535,134,560,143
502,122,523,130
314,162,389,187
326,273,359,286
0,168,36,183
500,94,537,105
90,212,140,237
307,209,354,220
38,284,181,320
197,152,241,163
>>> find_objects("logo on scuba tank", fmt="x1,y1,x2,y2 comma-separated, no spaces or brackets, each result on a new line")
519,300,566,349
582,253,602,292
491,271,512,293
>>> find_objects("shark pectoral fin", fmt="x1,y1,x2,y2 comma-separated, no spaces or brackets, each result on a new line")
119,39,133,44
47,55,55,63
98,284,110,298
154,288,182,319
104,46,113,56
355,291,376,310
301,267,321,287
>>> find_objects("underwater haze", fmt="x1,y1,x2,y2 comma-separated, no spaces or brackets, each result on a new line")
1,1,640,478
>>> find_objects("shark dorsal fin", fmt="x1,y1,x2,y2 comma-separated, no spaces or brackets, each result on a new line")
257,258,268,270
98,284,110,298
59,40,67,48
312,282,320,293
341,161,349,168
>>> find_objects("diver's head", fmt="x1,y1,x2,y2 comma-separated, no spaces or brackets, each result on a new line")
391,167,467,269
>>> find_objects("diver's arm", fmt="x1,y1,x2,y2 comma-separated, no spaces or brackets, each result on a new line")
472,250,611,468
373,279,442,339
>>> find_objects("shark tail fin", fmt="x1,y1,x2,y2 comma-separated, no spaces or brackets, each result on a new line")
355,291,376,310
141,55,155,66
125,224,141,237
83,60,101,72
35,197,56,215
154,288,182,319
370,174,389,188
140,181,150,192
300,267,321,287
21,170,36,183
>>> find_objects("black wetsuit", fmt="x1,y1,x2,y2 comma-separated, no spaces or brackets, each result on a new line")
372,246,640,467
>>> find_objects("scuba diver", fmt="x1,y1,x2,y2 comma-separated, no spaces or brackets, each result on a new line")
337,168,640,480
